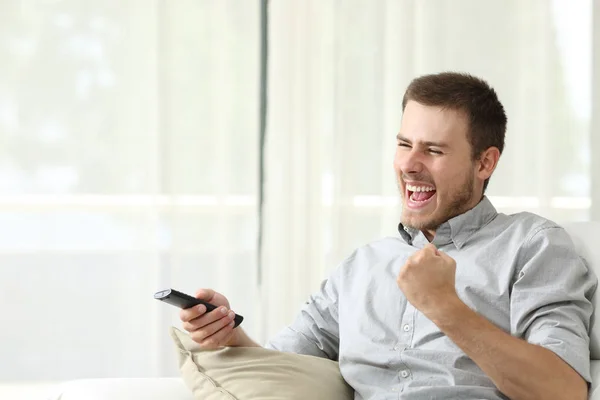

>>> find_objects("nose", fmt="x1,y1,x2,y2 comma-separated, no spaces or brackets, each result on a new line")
395,147,424,175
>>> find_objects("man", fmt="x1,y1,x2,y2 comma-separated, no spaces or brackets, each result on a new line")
180,72,597,399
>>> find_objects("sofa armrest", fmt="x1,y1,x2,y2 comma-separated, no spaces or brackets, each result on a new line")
48,378,194,400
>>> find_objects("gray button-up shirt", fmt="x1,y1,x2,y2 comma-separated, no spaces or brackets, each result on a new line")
266,197,597,399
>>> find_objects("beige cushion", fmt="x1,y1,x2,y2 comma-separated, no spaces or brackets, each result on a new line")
170,327,354,400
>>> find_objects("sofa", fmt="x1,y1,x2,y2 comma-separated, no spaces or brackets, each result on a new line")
49,222,600,400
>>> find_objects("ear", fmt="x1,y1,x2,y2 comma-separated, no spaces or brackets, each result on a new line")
476,147,500,181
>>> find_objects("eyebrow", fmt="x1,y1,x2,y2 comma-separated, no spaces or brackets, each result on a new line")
396,133,449,148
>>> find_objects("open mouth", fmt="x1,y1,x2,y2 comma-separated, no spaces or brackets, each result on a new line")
405,183,436,208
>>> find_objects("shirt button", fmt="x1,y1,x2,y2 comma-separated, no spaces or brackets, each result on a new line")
400,370,410,378
403,324,411,332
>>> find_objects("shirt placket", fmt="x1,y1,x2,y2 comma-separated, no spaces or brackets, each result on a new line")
391,301,417,395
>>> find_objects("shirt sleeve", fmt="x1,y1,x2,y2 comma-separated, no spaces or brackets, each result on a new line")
265,262,344,360
511,225,598,383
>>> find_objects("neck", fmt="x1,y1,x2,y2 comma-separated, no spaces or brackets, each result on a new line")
423,229,436,242
421,195,485,242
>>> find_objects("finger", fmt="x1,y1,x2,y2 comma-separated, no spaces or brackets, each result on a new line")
184,306,232,332
190,311,236,342
437,250,455,262
411,244,435,260
180,303,207,323
198,320,236,348
195,288,216,302
406,248,424,264
422,244,443,257
423,243,438,253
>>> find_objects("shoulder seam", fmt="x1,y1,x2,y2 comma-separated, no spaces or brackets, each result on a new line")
522,224,561,249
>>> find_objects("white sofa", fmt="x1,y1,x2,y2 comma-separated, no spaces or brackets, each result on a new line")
50,222,600,400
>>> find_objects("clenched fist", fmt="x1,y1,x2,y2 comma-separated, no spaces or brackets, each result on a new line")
397,244,460,319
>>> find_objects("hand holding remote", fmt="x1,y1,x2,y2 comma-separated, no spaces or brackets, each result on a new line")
179,288,241,349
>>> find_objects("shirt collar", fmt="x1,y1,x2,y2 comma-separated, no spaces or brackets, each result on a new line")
397,196,497,249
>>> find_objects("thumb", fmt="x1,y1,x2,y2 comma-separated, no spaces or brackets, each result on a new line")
424,243,440,256
195,288,216,301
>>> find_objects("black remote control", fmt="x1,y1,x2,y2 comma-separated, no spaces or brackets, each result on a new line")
154,288,244,328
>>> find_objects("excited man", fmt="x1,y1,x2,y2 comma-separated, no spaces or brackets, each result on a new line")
181,72,597,400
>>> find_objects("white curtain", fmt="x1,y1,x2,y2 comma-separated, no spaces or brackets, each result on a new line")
262,0,593,336
0,0,260,395
0,0,594,397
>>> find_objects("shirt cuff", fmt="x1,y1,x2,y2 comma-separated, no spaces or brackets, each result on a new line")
527,328,592,383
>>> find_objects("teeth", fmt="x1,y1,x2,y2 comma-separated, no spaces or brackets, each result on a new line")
406,184,435,192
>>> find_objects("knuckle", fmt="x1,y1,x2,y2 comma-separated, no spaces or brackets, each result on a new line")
185,321,200,332
190,331,202,344
397,270,406,282
179,310,190,322
197,329,208,339
216,324,230,337
209,312,223,324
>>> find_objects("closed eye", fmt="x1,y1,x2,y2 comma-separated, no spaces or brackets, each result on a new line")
397,142,411,148
428,149,443,155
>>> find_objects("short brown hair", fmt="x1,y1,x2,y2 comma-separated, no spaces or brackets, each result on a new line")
402,72,507,192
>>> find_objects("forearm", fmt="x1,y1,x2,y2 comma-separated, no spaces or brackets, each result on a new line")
230,327,262,348
430,297,587,400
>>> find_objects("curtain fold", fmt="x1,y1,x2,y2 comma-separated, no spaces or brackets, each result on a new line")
262,0,592,338
0,0,260,386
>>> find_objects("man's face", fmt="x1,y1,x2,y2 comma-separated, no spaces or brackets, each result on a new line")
394,101,482,236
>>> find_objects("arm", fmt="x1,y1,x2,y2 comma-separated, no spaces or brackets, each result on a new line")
397,230,596,400
266,259,345,359
230,327,262,348
430,296,587,400
180,283,338,352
